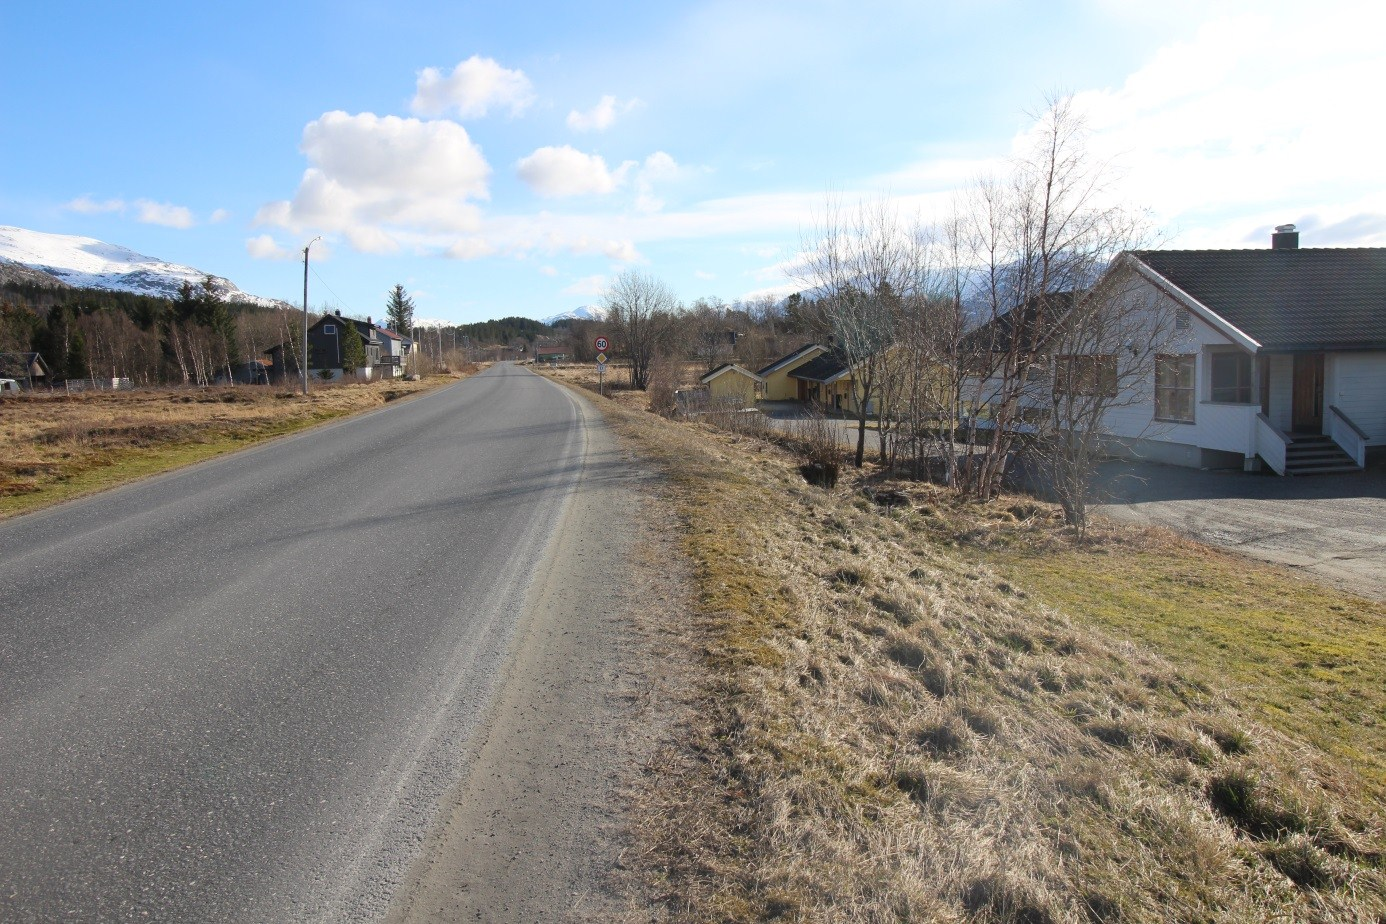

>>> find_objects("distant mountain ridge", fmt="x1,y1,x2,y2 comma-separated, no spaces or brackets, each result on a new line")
0,226,286,308
541,305,605,325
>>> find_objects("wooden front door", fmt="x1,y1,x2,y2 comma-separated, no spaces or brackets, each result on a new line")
1291,353,1324,433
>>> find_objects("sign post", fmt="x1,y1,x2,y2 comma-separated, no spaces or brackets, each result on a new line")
594,337,610,397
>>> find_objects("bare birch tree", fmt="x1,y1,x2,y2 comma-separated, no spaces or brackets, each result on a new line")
602,270,680,391
796,198,933,468
954,95,1150,502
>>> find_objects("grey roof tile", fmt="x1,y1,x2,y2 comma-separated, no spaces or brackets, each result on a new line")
1131,248,1386,350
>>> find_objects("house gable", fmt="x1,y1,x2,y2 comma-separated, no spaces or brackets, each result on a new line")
700,363,764,385
756,344,826,378
757,343,827,400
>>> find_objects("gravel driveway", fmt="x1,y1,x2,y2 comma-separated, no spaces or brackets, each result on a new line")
1095,460,1386,601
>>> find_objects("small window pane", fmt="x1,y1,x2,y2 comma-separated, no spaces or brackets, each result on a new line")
1210,352,1251,403
1155,353,1195,422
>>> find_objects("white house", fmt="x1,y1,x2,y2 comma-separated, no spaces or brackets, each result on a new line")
1093,226,1384,475
374,325,411,377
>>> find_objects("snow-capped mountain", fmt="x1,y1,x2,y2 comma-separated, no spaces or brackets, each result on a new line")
0,226,284,308
541,305,605,325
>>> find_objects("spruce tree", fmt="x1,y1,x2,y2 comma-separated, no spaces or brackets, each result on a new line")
385,284,414,335
67,327,89,382
338,321,366,375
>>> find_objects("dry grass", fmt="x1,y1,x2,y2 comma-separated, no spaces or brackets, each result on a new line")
542,361,657,414
915,500,1386,807
549,372,1386,923
0,370,476,519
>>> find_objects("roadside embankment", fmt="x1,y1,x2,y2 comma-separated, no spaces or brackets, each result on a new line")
550,370,1386,923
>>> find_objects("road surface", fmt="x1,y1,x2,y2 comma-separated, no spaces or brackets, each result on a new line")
0,364,641,922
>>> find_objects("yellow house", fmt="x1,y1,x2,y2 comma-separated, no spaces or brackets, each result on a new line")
700,363,766,407
789,350,869,414
756,344,826,400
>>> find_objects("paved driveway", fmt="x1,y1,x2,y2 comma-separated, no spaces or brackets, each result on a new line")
759,400,869,448
1095,461,1386,601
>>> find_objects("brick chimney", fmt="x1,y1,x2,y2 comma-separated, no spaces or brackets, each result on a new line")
1272,223,1299,250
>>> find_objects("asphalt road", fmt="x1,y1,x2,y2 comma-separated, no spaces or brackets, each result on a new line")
0,364,592,922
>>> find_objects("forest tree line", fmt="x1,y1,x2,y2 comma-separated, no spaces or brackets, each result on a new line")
0,278,305,387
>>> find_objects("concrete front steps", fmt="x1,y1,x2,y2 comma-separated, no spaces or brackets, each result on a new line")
1284,434,1363,475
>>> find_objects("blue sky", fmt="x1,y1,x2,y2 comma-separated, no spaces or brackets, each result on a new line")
2,0,1382,323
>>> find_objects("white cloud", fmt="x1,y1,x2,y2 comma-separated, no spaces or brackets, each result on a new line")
694,270,716,280
641,150,679,181
562,274,609,297
63,195,200,229
245,234,294,260
543,233,641,261
1057,9,1386,246
516,146,631,198
209,209,230,224
256,111,490,253
134,200,195,229
65,196,124,214
411,56,534,119
566,95,640,132
634,151,680,213
445,237,497,260
539,265,558,276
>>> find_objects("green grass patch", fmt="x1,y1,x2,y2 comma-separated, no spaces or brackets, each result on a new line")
985,537,1386,801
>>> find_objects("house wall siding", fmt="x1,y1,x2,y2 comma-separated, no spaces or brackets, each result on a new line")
762,348,825,400
1098,292,1253,459
1330,351,1386,444
707,371,759,407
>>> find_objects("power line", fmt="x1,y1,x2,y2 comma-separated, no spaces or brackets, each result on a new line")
309,265,355,317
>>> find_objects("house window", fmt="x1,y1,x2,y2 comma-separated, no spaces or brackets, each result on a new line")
1154,354,1195,422
1053,355,1117,398
324,324,336,334
1209,351,1252,403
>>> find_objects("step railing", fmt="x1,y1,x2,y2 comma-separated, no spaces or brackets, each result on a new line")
1254,412,1289,475
1326,406,1368,468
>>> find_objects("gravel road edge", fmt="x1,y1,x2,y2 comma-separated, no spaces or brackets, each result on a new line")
384,373,688,923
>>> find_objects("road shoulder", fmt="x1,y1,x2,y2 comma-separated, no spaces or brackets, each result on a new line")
384,380,690,923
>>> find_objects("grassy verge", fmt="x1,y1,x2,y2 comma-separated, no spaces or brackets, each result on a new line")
970,520,1386,804
547,371,1385,923
0,372,473,520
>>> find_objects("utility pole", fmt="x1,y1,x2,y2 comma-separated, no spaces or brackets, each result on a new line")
301,236,321,395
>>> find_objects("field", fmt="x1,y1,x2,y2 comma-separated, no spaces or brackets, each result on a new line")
542,366,1386,923
0,372,474,520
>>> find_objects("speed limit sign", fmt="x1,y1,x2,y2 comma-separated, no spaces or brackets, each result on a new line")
593,336,609,352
